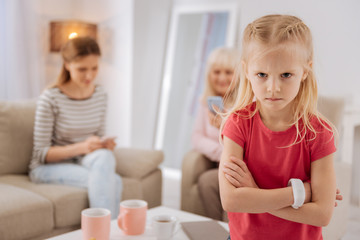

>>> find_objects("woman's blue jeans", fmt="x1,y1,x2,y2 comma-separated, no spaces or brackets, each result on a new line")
30,149,122,219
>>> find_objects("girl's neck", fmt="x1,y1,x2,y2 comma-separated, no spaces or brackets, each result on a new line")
59,81,95,100
258,103,295,132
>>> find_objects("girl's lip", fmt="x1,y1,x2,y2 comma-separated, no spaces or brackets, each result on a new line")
266,98,282,101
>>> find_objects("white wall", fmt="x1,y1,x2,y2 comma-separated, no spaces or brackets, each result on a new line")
131,0,172,149
34,0,133,147
0,1,46,100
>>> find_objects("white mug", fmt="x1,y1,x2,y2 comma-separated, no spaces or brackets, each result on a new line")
152,215,178,240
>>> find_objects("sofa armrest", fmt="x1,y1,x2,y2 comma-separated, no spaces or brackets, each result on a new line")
114,148,164,179
181,150,215,189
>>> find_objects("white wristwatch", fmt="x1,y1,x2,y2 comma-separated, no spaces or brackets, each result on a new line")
288,178,305,209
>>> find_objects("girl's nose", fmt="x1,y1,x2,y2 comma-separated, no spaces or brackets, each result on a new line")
267,77,280,93
85,71,94,80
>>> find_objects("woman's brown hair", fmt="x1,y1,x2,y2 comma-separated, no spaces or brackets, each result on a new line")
49,37,101,88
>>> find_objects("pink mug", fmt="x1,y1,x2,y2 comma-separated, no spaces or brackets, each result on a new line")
117,199,147,235
81,208,111,240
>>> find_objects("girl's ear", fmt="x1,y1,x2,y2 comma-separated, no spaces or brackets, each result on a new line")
302,71,308,81
302,61,312,81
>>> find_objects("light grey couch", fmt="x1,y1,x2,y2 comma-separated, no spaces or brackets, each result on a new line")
181,96,352,240
0,100,164,240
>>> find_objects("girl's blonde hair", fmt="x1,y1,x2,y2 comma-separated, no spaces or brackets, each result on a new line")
49,37,101,88
222,14,334,145
201,47,241,106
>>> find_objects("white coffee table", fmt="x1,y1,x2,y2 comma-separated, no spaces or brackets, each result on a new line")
47,206,229,239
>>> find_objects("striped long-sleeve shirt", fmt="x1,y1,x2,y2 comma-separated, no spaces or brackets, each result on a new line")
29,86,107,170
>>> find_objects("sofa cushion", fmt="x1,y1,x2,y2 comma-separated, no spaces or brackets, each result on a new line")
114,148,164,178
0,100,36,175
0,175,88,228
0,183,53,240
121,177,143,200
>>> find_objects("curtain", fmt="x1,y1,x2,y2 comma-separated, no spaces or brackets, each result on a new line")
0,0,44,100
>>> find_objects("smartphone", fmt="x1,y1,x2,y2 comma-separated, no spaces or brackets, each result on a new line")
207,96,224,114
100,136,117,143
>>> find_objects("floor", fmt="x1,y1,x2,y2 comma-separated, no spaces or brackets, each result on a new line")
343,205,360,240
161,167,360,240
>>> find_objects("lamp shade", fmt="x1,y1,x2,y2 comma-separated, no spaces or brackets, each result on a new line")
50,21,97,52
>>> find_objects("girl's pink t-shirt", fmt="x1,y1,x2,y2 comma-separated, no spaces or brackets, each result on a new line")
222,102,336,240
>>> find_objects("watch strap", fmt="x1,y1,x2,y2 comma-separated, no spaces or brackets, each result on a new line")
288,178,305,209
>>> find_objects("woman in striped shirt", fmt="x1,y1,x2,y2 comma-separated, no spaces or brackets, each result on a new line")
29,37,122,219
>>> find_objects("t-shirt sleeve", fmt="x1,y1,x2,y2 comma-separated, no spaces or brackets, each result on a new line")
31,92,56,165
309,121,336,162
95,91,107,137
221,113,247,148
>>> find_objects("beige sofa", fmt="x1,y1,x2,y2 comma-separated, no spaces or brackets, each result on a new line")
0,100,164,240
181,96,351,240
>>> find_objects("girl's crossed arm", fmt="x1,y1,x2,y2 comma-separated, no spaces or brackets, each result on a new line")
219,136,336,227
268,154,336,226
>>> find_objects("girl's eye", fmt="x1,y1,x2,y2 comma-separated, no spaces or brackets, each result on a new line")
281,73,292,78
257,73,267,78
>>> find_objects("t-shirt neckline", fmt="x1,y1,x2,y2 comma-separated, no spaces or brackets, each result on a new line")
255,110,295,135
56,85,98,101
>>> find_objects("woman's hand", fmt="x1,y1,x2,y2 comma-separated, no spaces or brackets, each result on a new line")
102,138,116,151
81,136,103,154
207,106,222,129
222,156,259,188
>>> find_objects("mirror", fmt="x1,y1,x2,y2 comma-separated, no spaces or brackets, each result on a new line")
155,3,239,168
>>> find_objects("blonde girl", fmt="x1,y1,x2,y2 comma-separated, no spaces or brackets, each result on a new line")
192,47,240,220
219,15,340,239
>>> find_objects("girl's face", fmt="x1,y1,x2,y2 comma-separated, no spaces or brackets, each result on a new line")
65,54,99,88
245,43,309,115
209,65,234,97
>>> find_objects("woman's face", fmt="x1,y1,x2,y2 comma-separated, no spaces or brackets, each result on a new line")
209,65,234,97
65,54,99,88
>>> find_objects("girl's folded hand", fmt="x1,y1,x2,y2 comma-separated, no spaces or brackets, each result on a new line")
222,156,259,188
